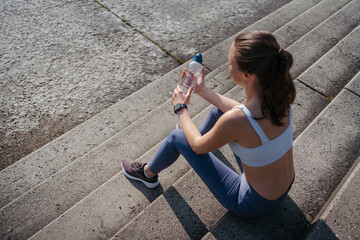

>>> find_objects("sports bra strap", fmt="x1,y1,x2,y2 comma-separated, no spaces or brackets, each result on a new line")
233,105,270,144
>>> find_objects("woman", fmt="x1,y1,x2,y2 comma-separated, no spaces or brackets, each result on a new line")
122,30,296,218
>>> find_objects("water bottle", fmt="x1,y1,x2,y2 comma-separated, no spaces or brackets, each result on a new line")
181,53,203,92
176,53,203,130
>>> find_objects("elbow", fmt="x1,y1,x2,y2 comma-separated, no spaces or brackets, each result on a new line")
189,137,207,155
191,145,206,155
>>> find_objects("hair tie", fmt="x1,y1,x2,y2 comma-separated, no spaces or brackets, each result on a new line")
278,48,284,54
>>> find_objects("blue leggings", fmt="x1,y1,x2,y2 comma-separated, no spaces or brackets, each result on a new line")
148,106,290,218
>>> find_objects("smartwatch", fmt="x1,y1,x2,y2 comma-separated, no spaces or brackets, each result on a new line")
174,103,187,114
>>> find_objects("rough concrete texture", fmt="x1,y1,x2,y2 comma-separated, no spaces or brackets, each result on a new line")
0,0,321,211
0,0,179,170
113,194,196,240
201,232,217,240
319,156,360,240
298,25,360,98
288,0,360,78
290,89,360,221
305,220,339,240
292,81,328,138
345,71,360,96
28,158,189,240
100,0,291,61
275,0,352,49
111,174,227,240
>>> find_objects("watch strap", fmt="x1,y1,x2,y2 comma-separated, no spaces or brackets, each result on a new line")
174,103,187,114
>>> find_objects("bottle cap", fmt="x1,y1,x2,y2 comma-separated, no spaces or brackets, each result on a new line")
193,53,203,64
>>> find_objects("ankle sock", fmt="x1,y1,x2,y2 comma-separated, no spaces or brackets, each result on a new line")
143,165,152,179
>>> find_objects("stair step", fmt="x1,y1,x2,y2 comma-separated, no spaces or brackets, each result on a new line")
14,1,359,239
304,219,339,240
297,27,360,98
0,0,322,210
309,71,360,237
291,93,360,222
309,155,360,239
345,70,360,96
305,154,360,240
287,0,360,78
202,232,217,240
292,25,360,137
275,0,352,49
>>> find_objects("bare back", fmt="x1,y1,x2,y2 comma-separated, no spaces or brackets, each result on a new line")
232,106,295,200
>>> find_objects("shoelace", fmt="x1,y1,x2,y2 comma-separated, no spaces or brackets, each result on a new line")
131,161,143,171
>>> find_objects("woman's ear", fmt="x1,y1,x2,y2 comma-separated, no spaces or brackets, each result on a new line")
244,72,256,81
243,72,252,81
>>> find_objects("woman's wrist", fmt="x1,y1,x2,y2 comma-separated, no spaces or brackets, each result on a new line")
196,85,208,98
176,107,187,115
198,85,213,101
174,103,187,114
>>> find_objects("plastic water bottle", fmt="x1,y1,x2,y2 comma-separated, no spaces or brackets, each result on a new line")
181,53,203,92
176,53,203,130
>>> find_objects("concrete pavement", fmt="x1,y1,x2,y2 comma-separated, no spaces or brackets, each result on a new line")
0,0,290,170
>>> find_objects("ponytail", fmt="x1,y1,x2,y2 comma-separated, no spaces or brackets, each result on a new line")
234,31,296,126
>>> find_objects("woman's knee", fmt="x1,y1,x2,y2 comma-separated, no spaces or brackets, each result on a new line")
167,129,186,145
210,105,223,119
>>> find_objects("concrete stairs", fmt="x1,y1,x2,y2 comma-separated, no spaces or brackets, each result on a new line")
1,0,359,239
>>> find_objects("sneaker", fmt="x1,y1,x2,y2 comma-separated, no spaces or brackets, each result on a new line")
121,159,160,188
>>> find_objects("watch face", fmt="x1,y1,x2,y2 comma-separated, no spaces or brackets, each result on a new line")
174,104,181,113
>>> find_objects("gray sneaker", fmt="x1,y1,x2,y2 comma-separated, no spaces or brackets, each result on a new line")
121,159,160,188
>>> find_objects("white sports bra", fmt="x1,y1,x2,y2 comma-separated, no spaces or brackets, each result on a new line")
228,105,293,167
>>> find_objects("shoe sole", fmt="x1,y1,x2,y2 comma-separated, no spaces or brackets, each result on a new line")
121,162,160,189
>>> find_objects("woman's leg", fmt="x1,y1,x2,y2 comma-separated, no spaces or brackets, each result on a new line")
148,129,250,215
148,105,223,173
148,106,266,217
233,154,244,173
198,106,224,135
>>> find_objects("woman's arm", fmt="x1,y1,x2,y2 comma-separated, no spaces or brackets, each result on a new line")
178,107,240,154
172,85,241,154
197,86,241,113
194,67,241,112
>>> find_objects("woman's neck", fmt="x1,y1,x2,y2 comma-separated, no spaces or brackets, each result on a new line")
244,86,263,117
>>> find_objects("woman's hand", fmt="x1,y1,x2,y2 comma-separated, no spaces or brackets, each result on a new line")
194,66,205,94
181,66,205,95
172,85,193,106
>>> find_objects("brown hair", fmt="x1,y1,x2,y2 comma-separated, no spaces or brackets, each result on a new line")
234,31,296,126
